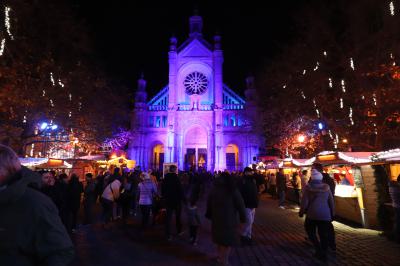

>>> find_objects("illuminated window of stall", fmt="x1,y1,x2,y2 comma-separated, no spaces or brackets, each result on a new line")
390,164,400,181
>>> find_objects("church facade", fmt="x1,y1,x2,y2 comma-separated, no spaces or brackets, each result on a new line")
128,14,263,172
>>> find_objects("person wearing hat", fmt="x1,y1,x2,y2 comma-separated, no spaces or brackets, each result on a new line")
138,172,158,228
299,169,335,262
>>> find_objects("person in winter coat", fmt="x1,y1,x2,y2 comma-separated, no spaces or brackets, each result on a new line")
0,144,75,265
239,167,259,245
206,172,247,266
388,175,400,243
276,168,287,208
41,171,58,205
83,173,97,225
101,176,121,228
138,172,158,228
162,165,185,240
299,169,335,262
292,172,301,206
313,162,337,250
67,174,83,233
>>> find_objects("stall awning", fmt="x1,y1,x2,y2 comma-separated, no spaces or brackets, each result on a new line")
371,148,400,162
20,157,72,168
316,151,374,165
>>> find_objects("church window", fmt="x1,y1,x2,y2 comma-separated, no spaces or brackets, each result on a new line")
155,116,161,128
230,114,236,127
162,116,167,127
184,72,208,95
224,115,229,127
238,115,244,126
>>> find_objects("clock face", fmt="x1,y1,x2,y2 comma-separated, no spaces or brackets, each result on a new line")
184,72,208,95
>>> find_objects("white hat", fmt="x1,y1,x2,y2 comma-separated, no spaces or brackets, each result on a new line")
311,169,323,181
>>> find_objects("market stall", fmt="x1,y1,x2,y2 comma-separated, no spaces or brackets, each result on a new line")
315,151,375,228
279,157,315,203
96,155,136,173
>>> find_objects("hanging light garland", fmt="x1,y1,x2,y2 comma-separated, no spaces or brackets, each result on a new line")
50,72,55,86
341,79,346,93
340,98,344,109
0,38,5,56
350,58,355,70
390,1,395,16
5,6,13,40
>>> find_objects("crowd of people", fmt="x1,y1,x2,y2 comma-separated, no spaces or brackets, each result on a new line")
1,142,400,266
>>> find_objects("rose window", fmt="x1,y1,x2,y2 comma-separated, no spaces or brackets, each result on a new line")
184,72,208,95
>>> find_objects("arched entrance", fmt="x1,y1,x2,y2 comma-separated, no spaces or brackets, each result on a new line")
184,126,208,171
226,144,239,171
152,144,164,171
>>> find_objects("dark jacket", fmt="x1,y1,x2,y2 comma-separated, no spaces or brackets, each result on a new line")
162,173,184,207
206,179,246,246
322,173,336,196
239,176,259,209
276,172,287,192
67,179,83,212
0,168,74,266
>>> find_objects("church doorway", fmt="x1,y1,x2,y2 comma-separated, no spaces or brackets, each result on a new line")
184,126,207,171
152,144,164,171
226,144,239,171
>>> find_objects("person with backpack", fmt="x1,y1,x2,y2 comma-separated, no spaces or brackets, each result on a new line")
101,176,121,229
239,167,259,245
299,169,335,262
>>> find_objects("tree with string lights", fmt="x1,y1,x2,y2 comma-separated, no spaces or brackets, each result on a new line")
0,0,130,155
258,0,400,155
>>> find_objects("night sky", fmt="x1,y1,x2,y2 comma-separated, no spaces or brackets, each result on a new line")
73,0,306,96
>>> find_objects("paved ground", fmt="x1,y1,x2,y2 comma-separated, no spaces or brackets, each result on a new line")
71,194,400,266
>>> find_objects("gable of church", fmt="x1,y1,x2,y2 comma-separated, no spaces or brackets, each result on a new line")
178,38,213,58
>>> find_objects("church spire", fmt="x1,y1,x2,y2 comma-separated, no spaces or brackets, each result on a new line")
189,9,203,38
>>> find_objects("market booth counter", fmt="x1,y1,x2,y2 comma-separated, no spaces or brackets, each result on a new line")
370,148,400,233
315,151,376,228
279,158,315,203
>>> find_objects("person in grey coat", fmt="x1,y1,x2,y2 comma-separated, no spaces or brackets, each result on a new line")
299,169,335,262
0,144,74,266
206,172,246,266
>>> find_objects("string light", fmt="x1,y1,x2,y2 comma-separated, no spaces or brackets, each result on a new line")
0,39,5,56
42,90,46,97
316,108,320,117
323,51,327,57
69,111,72,118
78,102,82,111
390,1,395,16
58,79,64,87
69,93,72,101
372,93,377,106
50,99,54,107
301,90,306,99
328,78,333,88
282,84,286,89
349,107,354,125
302,69,306,75
5,6,14,40
390,53,396,66
350,58,355,70
341,79,346,93
361,95,365,100
313,62,319,71
23,115,27,124
328,130,333,139
50,72,55,86
340,98,344,109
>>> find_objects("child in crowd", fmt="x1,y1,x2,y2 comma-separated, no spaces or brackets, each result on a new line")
187,198,201,245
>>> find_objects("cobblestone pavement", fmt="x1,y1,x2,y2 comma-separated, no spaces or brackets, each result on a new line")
71,194,400,266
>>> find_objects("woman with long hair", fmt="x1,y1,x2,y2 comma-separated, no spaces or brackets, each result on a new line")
206,172,246,265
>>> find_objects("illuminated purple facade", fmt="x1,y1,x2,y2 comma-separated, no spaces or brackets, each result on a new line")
129,14,263,171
